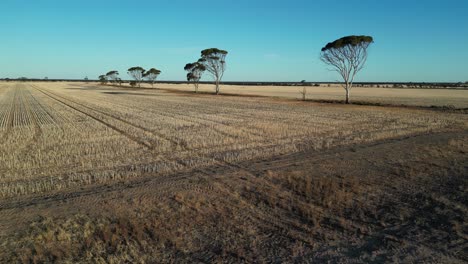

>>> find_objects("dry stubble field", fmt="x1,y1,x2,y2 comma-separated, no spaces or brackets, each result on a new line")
0,82,467,263
157,83,468,109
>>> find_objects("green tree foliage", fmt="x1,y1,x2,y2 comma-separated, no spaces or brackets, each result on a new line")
184,62,206,93
320,35,374,104
127,67,145,88
198,48,228,95
143,68,161,88
98,75,107,85
106,70,119,84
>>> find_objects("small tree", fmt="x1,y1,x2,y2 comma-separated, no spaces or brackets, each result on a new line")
198,48,228,95
320,35,373,104
184,62,206,93
98,75,107,85
299,80,307,101
143,68,161,88
127,66,145,88
84,76,89,83
106,70,119,84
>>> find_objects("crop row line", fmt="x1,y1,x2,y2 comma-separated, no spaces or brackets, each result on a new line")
34,87,156,150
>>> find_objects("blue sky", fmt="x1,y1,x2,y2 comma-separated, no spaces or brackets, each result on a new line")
0,0,467,82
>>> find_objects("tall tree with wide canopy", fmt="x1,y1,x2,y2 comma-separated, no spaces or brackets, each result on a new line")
184,62,206,93
198,48,228,95
320,35,373,104
144,68,162,88
127,66,145,88
106,70,119,84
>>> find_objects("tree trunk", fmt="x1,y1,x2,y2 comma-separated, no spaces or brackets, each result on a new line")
345,87,350,104
215,80,220,95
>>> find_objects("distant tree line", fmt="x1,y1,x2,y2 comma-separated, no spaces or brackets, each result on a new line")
3,78,467,90
98,67,162,88
5,38,468,103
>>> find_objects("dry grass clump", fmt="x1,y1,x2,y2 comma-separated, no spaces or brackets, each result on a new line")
6,214,171,263
247,170,365,229
283,171,361,211
5,187,272,263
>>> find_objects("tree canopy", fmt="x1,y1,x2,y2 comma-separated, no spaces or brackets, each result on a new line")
201,48,228,57
321,35,373,52
184,62,206,93
106,70,119,83
127,67,145,88
143,68,162,88
98,75,107,85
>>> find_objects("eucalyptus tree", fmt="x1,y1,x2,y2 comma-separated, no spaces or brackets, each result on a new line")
106,70,119,84
127,66,145,88
143,68,162,88
320,35,373,104
184,62,206,93
98,75,107,85
198,48,228,95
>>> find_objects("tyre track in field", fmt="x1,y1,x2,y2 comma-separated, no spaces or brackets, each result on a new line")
92,94,315,155
32,85,187,151
0,159,308,247
32,85,192,173
12,86,43,155
79,88,268,141
4,131,449,240
28,87,58,126
92,91,362,154
35,84,296,190
0,168,193,210
33,86,154,150
37,88,228,150
102,99,255,144
29,87,187,184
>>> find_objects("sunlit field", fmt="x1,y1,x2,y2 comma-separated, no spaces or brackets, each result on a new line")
0,82,466,262
156,83,468,108
0,82,464,197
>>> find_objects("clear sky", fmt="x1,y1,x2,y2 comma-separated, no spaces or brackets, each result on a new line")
0,0,467,82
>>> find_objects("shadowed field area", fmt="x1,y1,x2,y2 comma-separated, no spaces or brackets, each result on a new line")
0,82,466,262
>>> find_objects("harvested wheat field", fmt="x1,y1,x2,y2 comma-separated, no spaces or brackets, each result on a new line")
0,82,467,263
154,83,468,109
